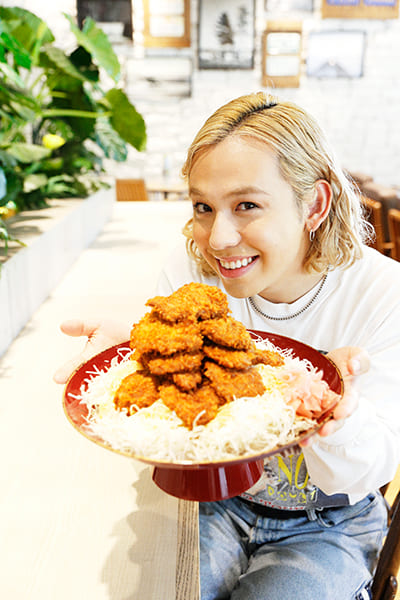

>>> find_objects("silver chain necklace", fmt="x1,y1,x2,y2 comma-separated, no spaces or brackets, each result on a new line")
248,274,328,321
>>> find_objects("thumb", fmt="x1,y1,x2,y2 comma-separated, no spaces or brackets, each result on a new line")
54,319,102,384
53,356,85,384
327,346,370,379
59,318,101,338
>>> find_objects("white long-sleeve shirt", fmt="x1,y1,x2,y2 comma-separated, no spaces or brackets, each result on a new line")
156,241,400,507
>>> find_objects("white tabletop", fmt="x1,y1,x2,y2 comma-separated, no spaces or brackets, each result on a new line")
0,201,199,600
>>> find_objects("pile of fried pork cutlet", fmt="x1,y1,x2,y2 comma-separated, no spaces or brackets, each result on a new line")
114,283,284,429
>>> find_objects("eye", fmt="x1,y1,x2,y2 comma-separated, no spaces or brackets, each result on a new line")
237,201,259,211
193,201,212,214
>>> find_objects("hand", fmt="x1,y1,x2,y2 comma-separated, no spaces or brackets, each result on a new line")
53,318,131,384
300,346,370,447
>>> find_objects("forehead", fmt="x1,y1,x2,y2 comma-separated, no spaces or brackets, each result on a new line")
188,135,299,206
189,135,280,181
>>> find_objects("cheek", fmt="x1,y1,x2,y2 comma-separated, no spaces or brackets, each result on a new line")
193,222,208,249
246,219,304,257
244,222,271,250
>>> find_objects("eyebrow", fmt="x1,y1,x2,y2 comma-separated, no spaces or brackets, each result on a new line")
189,185,269,198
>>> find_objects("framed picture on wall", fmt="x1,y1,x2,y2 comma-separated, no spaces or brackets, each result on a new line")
198,0,256,69
306,30,366,78
262,22,302,87
77,0,133,38
321,0,399,19
143,0,191,48
265,0,313,12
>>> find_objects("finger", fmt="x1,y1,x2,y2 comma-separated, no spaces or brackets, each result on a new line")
348,351,370,376
299,434,317,448
318,419,344,437
53,356,85,384
327,347,370,378
332,389,358,420
59,319,100,338
53,335,102,383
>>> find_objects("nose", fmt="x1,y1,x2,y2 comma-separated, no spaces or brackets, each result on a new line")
208,212,241,251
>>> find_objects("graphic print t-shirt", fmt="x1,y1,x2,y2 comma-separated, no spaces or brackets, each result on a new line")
240,446,349,510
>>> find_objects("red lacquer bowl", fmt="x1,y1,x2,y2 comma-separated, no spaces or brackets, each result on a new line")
63,330,343,502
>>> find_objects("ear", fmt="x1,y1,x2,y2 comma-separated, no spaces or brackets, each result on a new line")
305,179,332,234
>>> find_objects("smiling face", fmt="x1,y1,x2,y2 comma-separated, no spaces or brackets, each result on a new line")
189,135,320,303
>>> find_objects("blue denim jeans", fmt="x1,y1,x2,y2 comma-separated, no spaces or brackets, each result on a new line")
199,492,388,600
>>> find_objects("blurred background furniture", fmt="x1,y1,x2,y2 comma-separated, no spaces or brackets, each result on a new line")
361,195,385,253
116,178,149,201
388,209,400,262
361,196,393,255
372,466,400,600
361,181,400,248
347,170,400,261
146,177,188,201
116,177,188,202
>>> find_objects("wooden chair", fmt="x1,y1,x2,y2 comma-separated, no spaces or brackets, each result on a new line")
388,208,400,262
115,178,149,202
371,472,400,599
361,196,393,256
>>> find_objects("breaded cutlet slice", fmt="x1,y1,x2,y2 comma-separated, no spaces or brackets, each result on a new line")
130,312,203,355
140,350,204,375
114,371,159,415
200,316,253,350
202,343,255,370
251,348,285,367
204,361,266,404
159,383,220,428
172,370,203,391
146,282,229,323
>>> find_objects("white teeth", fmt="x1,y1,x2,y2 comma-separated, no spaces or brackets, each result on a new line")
219,257,253,270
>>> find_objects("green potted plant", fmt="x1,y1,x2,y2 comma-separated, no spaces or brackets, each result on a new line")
0,6,146,254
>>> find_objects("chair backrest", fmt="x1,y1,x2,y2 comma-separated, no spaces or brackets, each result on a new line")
371,472,400,599
388,208,400,262
116,178,149,202
361,195,387,254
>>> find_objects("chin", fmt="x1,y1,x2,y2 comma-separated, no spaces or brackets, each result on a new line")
220,280,255,299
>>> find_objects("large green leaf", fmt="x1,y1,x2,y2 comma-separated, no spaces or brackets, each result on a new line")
105,89,146,151
0,25,32,69
94,117,128,161
0,61,26,88
64,14,120,82
7,143,51,163
23,173,48,193
69,46,99,83
0,149,18,169
40,46,86,83
0,81,39,116
46,85,97,140
0,7,54,54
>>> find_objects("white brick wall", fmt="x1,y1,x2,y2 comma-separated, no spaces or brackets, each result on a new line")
5,0,400,186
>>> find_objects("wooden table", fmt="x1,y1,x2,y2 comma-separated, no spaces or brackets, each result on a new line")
0,201,199,600
146,178,188,201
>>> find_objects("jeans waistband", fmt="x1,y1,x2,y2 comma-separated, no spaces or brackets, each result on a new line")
241,498,309,519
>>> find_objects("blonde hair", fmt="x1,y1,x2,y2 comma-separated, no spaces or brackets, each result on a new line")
182,91,371,274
